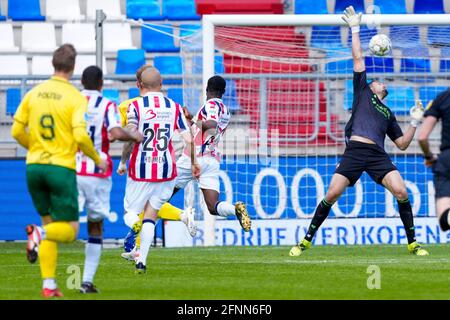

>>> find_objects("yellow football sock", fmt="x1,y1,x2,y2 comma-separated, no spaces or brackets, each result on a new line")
136,212,144,248
157,203,182,221
43,222,76,243
39,240,57,279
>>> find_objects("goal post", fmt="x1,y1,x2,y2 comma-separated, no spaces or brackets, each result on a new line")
177,13,450,247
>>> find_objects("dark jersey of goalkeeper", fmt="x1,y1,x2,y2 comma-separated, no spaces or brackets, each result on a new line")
344,70,403,150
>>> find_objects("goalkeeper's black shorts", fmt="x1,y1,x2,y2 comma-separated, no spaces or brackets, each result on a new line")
334,140,397,187
432,149,450,198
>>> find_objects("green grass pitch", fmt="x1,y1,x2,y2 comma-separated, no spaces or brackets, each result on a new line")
0,242,449,300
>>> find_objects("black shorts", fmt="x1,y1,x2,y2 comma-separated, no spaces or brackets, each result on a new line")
335,140,397,186
432,149,450,198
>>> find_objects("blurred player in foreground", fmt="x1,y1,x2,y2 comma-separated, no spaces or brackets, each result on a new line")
418,88,450,232
290,7,428,257
11,44,107,297
76,66,143,293
120,67,200,273
118,65,197,261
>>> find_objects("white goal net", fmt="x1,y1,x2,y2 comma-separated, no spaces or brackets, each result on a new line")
179,15,450,246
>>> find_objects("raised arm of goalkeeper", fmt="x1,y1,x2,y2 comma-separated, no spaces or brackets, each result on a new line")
342,6,365,72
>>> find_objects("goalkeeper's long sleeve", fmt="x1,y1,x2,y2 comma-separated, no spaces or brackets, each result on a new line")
73,127,101,165
11,121,29,149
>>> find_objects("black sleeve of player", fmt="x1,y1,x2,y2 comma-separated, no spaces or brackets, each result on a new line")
353,70,368,96
424,89,450,119
387,115,404,142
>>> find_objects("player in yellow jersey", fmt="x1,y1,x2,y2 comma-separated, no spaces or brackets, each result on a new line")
11,44,108,298
118,65,197,260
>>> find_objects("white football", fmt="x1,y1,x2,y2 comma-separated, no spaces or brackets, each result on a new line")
369,34,392,56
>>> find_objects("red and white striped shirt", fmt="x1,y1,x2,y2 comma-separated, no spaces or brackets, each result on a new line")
76,90,121,178
127,92,189,182
184,98,230,162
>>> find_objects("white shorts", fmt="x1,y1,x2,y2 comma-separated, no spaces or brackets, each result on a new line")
175,155,220,193
77,175,112,222
124,177,176,215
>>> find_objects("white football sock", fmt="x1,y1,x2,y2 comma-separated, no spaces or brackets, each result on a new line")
82,238,102,283
124,212,139,229
136,220,155,265
179,211,187,224
216,201,235,217
43,278,56,290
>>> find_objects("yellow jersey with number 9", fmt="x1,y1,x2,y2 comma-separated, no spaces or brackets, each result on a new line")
13,76,88,170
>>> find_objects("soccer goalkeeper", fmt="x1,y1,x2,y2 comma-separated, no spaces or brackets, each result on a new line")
290,6,429,257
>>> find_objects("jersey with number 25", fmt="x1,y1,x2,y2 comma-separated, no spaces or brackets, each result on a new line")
127,92,189,182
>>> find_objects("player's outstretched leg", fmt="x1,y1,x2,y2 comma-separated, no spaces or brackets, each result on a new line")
289,199,332,257
201,189,252,232
382,171,429,256
290,173,349,256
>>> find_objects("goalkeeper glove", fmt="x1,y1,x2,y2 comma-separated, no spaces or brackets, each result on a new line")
342,6,362,33
410,100,424,127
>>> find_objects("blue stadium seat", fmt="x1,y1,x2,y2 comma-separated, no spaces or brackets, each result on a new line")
223,80,241,112
294,0,328,14
372,0,406,14
103,89,120,104
401,47,433,82
400,47,430,73
167,88,184,105
163,0,200,20
192,55,225,74
347,26,378,48
440,47,450,72
310,26,341,49
128,88,140,99
414,0,444,13
141,24,179,52
180,24,201,38
8,0,45,21
389,26,420,48
325,59,353,74
126,0,164,20
419,86,448,104
384,87,415,115
334,0,365,14
428,26,450,47
0,6,6,20
153,56,182,85
115,49,146,75
365,56,394,73
6,88,21,115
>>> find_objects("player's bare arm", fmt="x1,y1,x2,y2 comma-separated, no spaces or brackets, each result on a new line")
418,116,439,166
181,127,200,179
342,6,364,72
117,126,136,176
109,126,143,143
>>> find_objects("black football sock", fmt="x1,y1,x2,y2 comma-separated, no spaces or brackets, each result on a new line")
304,199,333,242
439,208,450,231
397,198,416,244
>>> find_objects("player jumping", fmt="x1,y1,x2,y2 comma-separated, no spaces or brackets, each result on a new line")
418,88,450,232
120,75,252,260
76,66,143,293
121,67,200,273
290,6,429,257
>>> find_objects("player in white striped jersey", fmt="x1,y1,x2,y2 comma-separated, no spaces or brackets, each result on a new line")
174,76,251,232
76,66,142,292
120,67,200,274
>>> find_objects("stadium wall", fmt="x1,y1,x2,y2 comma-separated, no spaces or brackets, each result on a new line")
1,156,449,244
